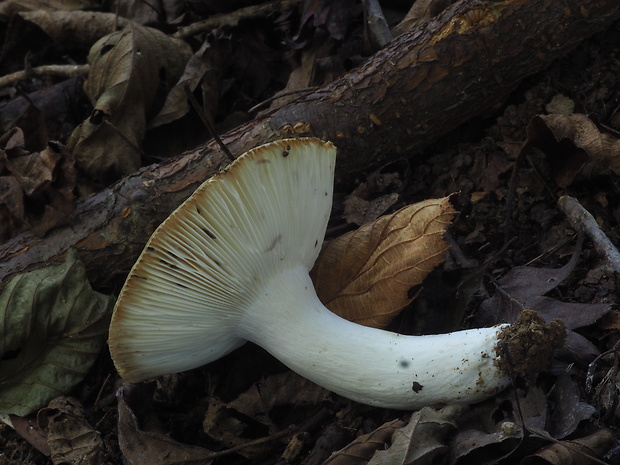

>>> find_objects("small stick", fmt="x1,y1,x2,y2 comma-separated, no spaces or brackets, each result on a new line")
558,195,620,273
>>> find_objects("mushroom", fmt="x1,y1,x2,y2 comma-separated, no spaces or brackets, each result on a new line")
108,138,560,409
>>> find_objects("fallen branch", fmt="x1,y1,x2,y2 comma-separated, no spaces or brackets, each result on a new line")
2,0,620,289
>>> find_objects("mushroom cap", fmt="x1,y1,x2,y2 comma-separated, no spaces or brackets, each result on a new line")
108,138,337,382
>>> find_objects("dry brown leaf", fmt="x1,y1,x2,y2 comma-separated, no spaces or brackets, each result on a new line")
523,113,620,187
323,419,406,465
311,196,456,328
68,23,191,184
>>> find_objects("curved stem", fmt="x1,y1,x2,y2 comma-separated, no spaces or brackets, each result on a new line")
239,266,510,409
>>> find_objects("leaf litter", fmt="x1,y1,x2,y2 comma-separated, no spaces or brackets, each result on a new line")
2,0,620,464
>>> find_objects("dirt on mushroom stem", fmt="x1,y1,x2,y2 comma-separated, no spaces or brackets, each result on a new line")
495,309,567,376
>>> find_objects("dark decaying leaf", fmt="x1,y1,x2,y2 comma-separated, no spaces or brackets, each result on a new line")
8,414,50,456
68,23,191,184
523,113,620,187
475,240,612,363
547,374,596,439
343,169,403,226
392,0,455,35
203,371,330,457
117,386,214,465
368,405,466,465
312,196,456,328
15,10,130,51
0,0,99,21
0,249,114,416
447,387,543,464
324,419,406,465
299,0,356,40
447,374,597,463
521,429,616,465
37,396,105,465
0,127,76,240
149,33,230,129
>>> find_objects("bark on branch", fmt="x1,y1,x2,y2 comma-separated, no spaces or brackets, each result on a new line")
2,0,620,290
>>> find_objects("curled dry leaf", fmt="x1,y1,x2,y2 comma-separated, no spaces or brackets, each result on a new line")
311,196,456,328
0,249,114,416
68,23,191,183
523,113,620,187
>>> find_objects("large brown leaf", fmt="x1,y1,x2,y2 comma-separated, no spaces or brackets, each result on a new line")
311,196,456,328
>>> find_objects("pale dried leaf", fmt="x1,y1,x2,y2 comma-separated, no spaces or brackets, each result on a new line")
312,196,456,328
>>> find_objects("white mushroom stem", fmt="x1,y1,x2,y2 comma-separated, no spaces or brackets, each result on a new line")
242,265,508,409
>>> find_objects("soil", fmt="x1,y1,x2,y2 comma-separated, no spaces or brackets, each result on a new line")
2,3,620,465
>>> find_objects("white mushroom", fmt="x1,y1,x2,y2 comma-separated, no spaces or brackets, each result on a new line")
108,138,556,409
